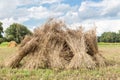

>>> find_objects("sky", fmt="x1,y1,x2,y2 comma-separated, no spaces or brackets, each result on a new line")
0,0,120,35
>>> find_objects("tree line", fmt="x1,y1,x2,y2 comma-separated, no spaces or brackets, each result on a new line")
98,31,120,42
0,21,32,44
0,21,120,43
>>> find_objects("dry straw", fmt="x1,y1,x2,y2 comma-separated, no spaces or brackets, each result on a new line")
4,18,106,69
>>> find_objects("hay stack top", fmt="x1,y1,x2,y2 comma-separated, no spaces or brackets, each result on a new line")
4,19,106,69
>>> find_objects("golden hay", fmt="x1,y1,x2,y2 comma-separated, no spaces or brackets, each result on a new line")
8,41,17,47
4,19,107,69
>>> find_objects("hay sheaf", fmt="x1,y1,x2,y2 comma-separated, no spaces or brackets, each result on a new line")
4,19,106,69
8,41,17,47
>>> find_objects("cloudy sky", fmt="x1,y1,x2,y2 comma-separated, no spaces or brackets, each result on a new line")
0,0,120,35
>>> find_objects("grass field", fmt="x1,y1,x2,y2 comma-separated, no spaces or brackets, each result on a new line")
0,43,120,80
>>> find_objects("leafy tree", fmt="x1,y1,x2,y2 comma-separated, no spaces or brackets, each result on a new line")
0,22,4,43
0,22,3,38
5,23,32,43
99,31,120,43
118,30,120,42
0,38,4,43
97,36,101,42
6,35,14,42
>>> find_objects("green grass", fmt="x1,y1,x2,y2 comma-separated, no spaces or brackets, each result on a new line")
98,42,120,47
0,67,119,80
0,43,120,80
0,42,9,47
98,42,120,45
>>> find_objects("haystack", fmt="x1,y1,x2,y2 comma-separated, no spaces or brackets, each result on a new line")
4,19,106,69
8,41,17,47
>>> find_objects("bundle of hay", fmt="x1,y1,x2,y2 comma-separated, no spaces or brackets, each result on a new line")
4,19,106,69
8,41,17,47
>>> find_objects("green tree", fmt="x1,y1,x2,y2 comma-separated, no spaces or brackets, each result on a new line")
97,36,101,42
5,23,32,43
0,22,3,38
99,31,120,43
0,22,4,43
100,32,117,42
117,30,120,42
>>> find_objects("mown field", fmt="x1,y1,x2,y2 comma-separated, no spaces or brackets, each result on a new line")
0,42,120,80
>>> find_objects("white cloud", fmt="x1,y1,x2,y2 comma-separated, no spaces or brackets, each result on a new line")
27,3,72,19
69,19,120,36
39,0,62,4
101,0,120,16
0,0,120,35
96,19,120,35
19,0,62,5
0,17,29,30
28,6,49,19
0,0,62,20
61,11,80,24
0,18,18,30
0,0,19,18
51,3,72,12
18,0,62,5
19,0,34,5
0,0,29,30
78,0,120,19
59,0,120,35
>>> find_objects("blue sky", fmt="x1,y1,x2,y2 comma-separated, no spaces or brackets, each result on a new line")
0,0,120,35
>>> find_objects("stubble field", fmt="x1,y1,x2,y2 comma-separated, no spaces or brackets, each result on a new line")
0,43,120,80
